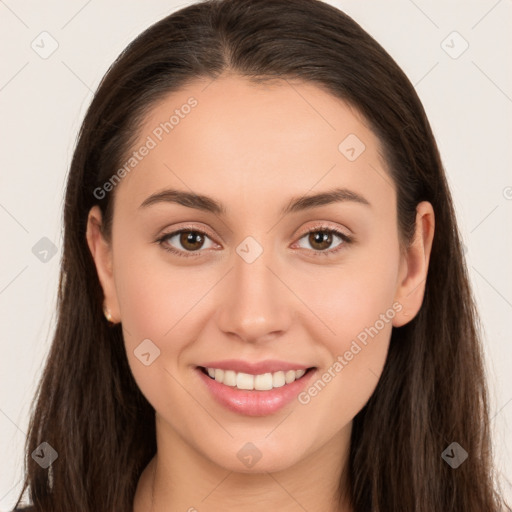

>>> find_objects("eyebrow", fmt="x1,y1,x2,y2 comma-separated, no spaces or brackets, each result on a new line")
138,186,371,216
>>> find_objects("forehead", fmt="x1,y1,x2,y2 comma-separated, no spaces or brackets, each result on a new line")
113,73,393,216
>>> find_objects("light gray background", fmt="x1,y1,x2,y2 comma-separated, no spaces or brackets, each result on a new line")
1,0,511,508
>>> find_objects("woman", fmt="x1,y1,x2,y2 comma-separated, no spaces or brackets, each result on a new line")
12,0,510,510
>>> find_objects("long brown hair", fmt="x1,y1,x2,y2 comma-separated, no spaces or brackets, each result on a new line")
14,0,509,510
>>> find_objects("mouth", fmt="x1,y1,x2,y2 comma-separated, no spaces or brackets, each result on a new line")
197,365,317,391
195,364,318,416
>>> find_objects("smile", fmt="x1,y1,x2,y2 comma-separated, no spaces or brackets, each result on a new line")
195,366,318,416
201,366,310,391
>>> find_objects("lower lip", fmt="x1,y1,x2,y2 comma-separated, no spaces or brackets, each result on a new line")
195,367,317,416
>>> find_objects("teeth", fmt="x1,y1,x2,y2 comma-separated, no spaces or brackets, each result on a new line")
285,370,296,384
236,372,255,390
205,367,308,390
254,373,273,390
223,370,237,387
272,371,286,388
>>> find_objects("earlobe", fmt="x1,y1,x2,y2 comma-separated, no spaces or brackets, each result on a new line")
392,201,435,328
86,206,120,324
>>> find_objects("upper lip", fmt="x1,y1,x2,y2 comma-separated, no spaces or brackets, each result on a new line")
198,359,314,375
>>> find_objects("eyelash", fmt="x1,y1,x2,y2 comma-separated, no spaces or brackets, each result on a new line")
155,224,353,259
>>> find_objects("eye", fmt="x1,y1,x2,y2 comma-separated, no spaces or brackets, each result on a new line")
156,224,353,258
156,227,218,258
294,225,352,256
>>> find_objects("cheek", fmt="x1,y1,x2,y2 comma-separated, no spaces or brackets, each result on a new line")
111,237,225,400
292,244,400,421
112,237,204,341
113,256,196,414
110,241,190,386
298,240,400,351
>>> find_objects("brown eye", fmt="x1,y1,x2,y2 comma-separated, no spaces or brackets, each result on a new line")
157,228,217,257
295,227,352,256
179,231,206,251
308,230,335,251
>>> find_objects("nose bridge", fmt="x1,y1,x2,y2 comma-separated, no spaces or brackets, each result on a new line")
215,233,291,342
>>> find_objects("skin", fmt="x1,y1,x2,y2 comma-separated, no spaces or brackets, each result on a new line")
86,73,434,512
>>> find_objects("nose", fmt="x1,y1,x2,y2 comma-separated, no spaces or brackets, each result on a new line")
215,241,292,344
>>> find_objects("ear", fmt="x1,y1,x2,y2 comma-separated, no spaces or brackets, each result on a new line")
86,205,120,323
392,201,435,327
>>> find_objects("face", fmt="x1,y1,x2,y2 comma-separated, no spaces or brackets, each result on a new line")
87,74,433,474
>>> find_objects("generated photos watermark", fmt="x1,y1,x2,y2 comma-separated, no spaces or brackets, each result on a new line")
93,96,198,200
298,301,403,405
